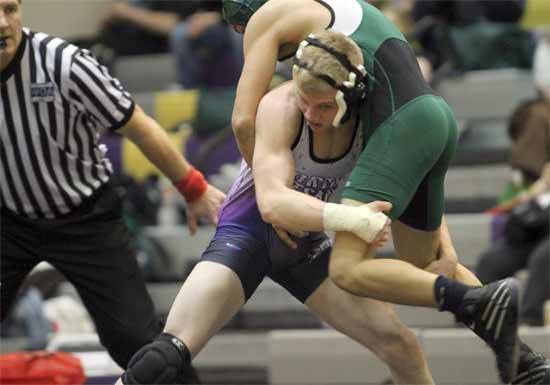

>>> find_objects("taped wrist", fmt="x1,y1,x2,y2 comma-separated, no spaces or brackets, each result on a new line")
323,203,387,242
122,333,191,385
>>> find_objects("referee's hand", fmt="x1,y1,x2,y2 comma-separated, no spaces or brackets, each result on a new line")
186,184,226,234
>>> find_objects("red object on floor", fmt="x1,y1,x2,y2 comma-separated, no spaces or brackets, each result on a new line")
0,351,86,385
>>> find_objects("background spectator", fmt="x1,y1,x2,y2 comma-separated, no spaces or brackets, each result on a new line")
171,9,243,88
98,0,217,56
476,99,550,326
410,0,533,73
96,0,243,89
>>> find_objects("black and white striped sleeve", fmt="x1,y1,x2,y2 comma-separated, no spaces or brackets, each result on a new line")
68,49,135,131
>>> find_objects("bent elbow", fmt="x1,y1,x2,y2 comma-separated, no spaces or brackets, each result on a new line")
329,257,366,297
232,114,254,138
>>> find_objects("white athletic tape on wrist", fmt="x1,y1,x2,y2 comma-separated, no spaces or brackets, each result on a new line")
323,203,387,243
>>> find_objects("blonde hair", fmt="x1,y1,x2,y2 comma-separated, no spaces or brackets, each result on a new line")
293,31,364,94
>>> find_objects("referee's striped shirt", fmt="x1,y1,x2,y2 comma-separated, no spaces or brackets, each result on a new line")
1,28,135,219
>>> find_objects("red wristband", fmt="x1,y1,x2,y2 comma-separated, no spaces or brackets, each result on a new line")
174,167,208,203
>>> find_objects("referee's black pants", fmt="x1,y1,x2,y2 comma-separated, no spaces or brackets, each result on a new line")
0,182,161,368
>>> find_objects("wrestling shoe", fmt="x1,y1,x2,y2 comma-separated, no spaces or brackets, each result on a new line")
512,349,550,384
455,278,521,383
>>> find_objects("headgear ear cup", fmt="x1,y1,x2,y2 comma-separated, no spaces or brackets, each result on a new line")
294,37,369,126
340,69,368,125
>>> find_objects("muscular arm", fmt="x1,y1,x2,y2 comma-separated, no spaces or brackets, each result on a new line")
119,105,193,182
254,83,389,242
119,105,225,230
233,1,326,166
253,83,327,232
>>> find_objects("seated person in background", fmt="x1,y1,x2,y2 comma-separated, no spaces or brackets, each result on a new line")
100,0,243,88
476,95,550,383
477,97,550,327
480,167,549,326
99,1,212,56
171,8,243,88
411,0,530,71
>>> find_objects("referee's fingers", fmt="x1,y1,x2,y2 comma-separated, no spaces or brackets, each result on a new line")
187,211,198,235
210,210,219,226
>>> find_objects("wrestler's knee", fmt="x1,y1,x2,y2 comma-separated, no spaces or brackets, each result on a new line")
121,333,191,384
329,256,373,296
329,256,355,292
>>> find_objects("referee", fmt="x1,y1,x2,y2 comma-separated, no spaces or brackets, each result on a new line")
0,0,224,379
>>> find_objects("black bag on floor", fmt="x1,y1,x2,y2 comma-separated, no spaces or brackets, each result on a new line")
504,196,550,244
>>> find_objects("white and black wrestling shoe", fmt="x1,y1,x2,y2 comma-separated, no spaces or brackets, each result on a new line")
455,278,521,384
513,348,550,385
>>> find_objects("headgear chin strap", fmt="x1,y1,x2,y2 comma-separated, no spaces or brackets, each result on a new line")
293,35,369,127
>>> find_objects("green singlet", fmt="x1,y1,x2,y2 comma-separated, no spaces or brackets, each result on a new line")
318,0,458,230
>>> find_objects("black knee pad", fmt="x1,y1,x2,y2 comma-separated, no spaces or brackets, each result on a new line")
122,333,191,384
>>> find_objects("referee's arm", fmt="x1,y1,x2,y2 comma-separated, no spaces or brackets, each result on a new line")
117,106,225,228
70,50,195,186
68,49,224,225
118,105,193,184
